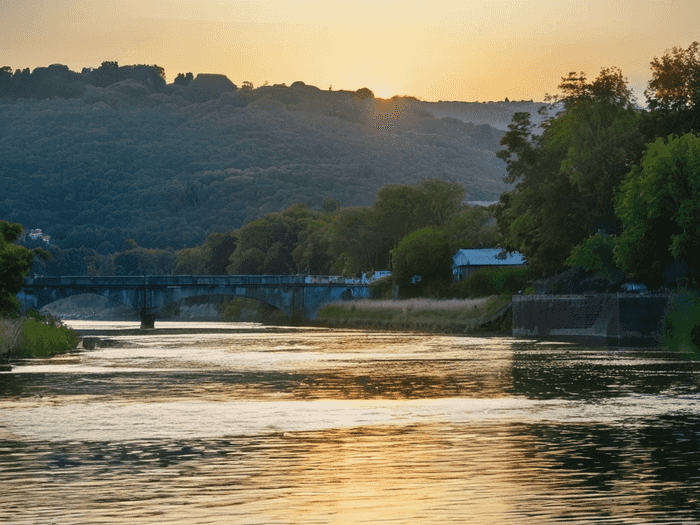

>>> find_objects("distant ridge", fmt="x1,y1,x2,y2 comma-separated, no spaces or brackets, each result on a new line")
0,63,550,251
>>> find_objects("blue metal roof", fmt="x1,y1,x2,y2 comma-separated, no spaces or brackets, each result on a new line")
452,248,526,267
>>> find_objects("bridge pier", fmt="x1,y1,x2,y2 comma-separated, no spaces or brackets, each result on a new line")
140,313,156,329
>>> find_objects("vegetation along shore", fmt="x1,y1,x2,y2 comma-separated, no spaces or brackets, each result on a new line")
314,296,512,334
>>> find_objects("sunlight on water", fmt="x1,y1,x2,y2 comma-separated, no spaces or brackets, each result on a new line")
1,321,700,524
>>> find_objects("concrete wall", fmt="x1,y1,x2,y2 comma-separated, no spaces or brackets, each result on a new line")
512,293,675,346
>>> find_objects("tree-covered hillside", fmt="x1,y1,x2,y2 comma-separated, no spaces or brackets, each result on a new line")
1,62,543,252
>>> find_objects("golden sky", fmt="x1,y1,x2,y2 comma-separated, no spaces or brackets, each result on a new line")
1,0,697,102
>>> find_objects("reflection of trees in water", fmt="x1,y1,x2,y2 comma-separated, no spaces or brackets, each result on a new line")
509,342,698,400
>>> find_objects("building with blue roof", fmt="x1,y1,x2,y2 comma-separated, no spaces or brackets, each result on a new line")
452,248,527,281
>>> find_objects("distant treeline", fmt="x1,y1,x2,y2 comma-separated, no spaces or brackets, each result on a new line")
0,61,167,100
25,179,497,296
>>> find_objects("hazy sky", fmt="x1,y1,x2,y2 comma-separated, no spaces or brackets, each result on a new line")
1,0,697,101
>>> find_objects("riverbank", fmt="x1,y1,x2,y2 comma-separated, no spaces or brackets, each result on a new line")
313,296,512,334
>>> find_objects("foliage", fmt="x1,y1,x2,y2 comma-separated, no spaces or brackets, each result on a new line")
615,133,700,287
566,233,618,278
87,240,176,276
664,291,700,356
391,227,452,296
449,267,530,298
642,42,700,144
495,68,641,273
445,205,498,250
174,72,194,87
16,312,80,358
374,179,465,248
0,221,36,315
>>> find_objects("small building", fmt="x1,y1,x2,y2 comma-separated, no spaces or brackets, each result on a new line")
28,228,51,244
452,248,526,281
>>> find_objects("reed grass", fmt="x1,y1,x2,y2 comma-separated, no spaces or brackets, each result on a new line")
317,295,511,334
0,318,24,359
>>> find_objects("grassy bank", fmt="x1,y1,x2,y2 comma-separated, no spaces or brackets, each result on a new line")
315,296,512,334
0,312,80,360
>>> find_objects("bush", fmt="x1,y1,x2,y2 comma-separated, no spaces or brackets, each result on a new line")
16,311,80,358
566,233,618,278
664,291,700,355
450,267,530,298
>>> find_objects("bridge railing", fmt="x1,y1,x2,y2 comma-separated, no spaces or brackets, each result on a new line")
22,275,369,287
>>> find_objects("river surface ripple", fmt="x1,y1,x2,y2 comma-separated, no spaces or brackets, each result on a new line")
1,321,699,524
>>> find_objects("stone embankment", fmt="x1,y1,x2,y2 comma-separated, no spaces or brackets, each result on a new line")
512,293,675,345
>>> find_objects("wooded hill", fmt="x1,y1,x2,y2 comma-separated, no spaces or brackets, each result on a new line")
1,62,545,252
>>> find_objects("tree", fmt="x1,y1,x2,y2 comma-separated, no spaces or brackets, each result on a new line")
495,68,640,273
446,205,498,250
643,41,700,138
373,179,465,248
354,87,374,99
227,213,298,274
0,221,36,315
391,227,452,296
615,133,700,287
565,233,618,278
646,42,700,113
322,198,340,214
174,72,194,87
327,206,388,276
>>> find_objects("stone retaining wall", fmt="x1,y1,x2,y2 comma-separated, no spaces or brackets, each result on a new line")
512,293,675,346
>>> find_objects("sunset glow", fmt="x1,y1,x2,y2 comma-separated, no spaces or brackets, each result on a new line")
1,0,698,102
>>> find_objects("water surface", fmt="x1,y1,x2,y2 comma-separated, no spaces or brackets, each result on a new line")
1,321,699,523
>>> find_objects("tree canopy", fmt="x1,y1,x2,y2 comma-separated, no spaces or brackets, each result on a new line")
615,133,700,287
495,68,641,273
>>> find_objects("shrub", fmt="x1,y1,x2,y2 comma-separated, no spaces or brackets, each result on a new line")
450,267,530,298
16,311,80,358
664,291,700,355
566,233,618,278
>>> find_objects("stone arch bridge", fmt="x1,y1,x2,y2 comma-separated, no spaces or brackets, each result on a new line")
18,275,370,328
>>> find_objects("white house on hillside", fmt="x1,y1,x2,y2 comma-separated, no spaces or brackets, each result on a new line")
452,248,526,281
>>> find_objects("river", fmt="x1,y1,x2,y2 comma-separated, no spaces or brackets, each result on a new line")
1,321,699,524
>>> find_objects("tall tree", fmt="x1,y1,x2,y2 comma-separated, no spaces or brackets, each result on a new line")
615,133,700,287
496,68,640,273
391,226,452,296
373,179,465,248
643,42,700,139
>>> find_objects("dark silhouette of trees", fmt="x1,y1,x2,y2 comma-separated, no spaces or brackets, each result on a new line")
642,41,700,139
354,87,374,99
496,68,641,273
174,72,194,86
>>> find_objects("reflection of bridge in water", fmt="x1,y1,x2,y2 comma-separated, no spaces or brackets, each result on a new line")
18,275,370,328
